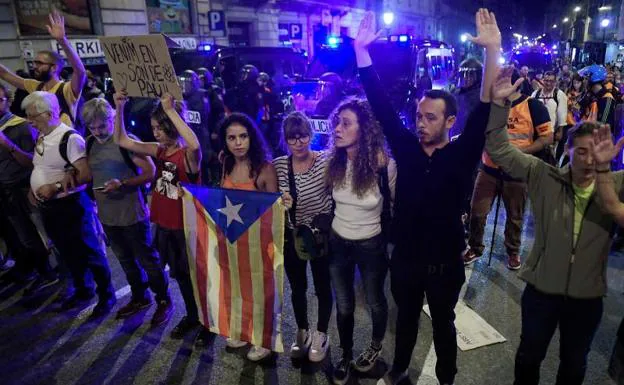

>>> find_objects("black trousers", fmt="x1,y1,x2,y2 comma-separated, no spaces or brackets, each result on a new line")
514,284,603,385
40,191,114,300
390,252,465,384
284,229,333,333
0,182,52,277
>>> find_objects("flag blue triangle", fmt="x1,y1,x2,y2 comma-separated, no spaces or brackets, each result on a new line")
183,184,281,243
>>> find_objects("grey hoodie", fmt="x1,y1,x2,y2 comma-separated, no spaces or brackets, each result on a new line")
485,103,621,298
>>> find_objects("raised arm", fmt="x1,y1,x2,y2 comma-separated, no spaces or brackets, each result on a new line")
161,93,202,174
466,8,501,103
592,124,624,226
487,67,544,182
0,64,26,90
354,12,417,161
47,11,86,98
113,90,159,158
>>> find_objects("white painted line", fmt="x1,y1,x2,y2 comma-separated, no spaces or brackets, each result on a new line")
36,285,132,365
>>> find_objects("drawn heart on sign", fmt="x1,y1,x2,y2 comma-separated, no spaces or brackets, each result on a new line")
116,72,129,90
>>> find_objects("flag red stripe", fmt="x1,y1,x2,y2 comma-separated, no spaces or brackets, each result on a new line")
260,208,275,348
217,228,231,336
193,198,210,327
237,232,254,342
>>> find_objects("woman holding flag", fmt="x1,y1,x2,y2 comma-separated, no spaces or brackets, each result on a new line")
112,90,211,346
218,112,278,361
273,111,334,362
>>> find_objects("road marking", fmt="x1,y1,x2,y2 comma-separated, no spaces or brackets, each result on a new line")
416,267,474,384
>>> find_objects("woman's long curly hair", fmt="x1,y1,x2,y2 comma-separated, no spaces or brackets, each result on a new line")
326,98,390,197
219,112,271,179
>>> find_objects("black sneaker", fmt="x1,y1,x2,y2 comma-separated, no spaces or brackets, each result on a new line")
60,292,95,311
90,296,117,319
170,316,200,339
194,328,215,347
24,275,60,296
378,369,409,384
332,357,352,385
353,343,382,372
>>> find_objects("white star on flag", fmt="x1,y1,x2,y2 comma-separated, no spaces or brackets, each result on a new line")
218,196,244,227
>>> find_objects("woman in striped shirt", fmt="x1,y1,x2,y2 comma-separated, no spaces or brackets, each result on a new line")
273,112,334,362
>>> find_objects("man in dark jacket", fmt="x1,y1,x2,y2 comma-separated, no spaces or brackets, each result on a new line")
347,9,501,385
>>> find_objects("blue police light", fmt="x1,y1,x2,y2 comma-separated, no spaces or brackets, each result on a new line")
399,35,409,42
130,120,136,127
327,36,340,48
202,44,212,51
498,57,506,64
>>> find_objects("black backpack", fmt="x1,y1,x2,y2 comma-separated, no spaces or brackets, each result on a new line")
59,129,81,169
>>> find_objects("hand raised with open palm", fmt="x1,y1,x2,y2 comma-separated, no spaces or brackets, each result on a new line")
491,66,524,101
592,124,624,165
47,10,67,41
466,8,501,48
354,12,383,51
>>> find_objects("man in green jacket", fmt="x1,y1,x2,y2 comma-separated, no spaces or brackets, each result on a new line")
487,67,619,385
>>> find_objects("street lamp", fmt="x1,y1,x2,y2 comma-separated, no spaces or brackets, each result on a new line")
460,33,468,43
601,18,610,42
383,12,395,26
563,17,569,23
552,24,558,28
574,6,581,12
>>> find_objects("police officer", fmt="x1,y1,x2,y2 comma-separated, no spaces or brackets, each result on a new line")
179,69,211,184
453,58,483,138
314,72,345,117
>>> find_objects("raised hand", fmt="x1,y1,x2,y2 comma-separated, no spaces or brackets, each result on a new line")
466,8,501,48
491,66,524,102
354,12,383,51
161,93,175,112
592,124,624,165
113,89,129,109
46,10,66,41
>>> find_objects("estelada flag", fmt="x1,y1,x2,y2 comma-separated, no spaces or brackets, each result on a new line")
181,185,285,352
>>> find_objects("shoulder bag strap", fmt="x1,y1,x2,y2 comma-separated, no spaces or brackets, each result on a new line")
287,155,298,226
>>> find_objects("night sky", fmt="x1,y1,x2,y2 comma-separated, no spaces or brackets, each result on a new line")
519,0,552,34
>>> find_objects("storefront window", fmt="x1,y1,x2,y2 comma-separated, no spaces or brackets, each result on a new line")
146,0,192,34
15,0,93,35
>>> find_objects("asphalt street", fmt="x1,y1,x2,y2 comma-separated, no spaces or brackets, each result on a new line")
0,205,622,385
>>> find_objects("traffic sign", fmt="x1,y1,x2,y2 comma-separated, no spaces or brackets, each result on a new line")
208,11,226,37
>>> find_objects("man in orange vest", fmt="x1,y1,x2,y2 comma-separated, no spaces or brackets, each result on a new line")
464,69,553,270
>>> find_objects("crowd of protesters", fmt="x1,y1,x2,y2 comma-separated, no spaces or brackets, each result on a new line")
0,8,623,385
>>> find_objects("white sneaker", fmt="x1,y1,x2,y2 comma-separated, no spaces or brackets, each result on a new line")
226,338,248,348
308,330,329,362
247,345,271,361
290,329,311,359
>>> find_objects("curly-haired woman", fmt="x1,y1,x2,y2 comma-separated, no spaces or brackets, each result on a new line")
326,99,396,385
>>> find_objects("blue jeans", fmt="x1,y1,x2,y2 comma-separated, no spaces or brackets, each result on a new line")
514,284,603,385
40,191,114,300
329,231,388,357
103,220,169,302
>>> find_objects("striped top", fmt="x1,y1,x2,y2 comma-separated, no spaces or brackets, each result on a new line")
273,151,333,229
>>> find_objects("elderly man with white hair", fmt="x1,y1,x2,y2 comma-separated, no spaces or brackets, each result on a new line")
23,91,115,318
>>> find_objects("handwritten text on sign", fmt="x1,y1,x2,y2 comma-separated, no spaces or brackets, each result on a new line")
99,35,182,100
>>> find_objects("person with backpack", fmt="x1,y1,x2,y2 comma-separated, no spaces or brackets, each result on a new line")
324,97,397,385
0,11,86,131
531,71,567,164
82,98,173,326
23,91,115,318
273,112,334,363
463,69,552,270
579,65,616,130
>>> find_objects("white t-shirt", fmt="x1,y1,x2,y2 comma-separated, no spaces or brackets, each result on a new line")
31,123,86,199
332,158,397,241
531,88,568,128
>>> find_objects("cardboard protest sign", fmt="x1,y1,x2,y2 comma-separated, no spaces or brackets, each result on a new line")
99,35,183,100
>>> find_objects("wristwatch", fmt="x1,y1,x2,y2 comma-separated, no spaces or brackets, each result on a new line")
55,181,63,192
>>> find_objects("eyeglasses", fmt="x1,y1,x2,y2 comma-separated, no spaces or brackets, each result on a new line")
35,135,44,156
286,135,311,145
32,60,54,67
26,111,48,120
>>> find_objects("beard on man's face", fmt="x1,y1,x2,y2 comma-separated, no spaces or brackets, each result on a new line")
34,68,52,82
